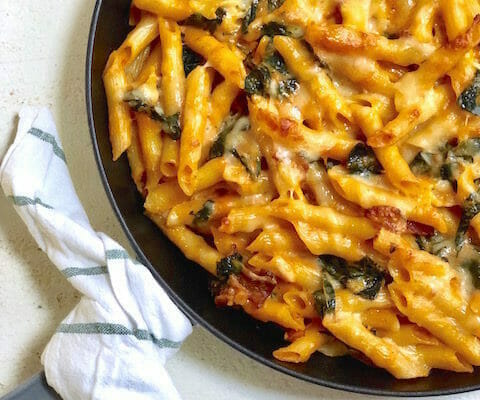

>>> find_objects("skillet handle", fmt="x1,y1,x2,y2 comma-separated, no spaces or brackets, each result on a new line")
1,373,60,400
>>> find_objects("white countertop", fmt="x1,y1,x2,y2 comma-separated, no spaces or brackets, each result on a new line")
0,1,477,399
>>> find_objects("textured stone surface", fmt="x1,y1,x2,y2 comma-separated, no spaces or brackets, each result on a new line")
0,1,477,399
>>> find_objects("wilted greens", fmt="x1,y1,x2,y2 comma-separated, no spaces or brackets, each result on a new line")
217,253,244,280
191,200,215,226
244,44,299,98
409,151,433,175
182,7,226,34
318,255,384,301
347,143,382,175
241,0,258,34
124,94,181,140
409,139,480,192
244,65,271,96
458,70,480,116
268,0,286,11
313,278,336,317
261,22,303,38
463,256,480,289
456,190,480,249
209,115,261,179
415,231,454,261
182,45,205,76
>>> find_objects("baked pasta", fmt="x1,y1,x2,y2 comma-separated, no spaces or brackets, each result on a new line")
104,0,480,378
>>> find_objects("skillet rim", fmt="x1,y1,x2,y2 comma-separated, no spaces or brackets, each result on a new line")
85,1,480,396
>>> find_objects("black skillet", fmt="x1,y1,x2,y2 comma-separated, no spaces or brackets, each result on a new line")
84,0,480,397
5,1,479,399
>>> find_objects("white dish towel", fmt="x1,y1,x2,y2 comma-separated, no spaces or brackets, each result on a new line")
0,107,192,400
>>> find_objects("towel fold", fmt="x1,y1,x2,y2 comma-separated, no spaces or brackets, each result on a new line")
0,107,192,400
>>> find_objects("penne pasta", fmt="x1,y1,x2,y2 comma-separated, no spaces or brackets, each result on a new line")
177,66,213,195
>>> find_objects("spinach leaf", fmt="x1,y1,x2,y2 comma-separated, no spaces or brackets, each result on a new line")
183,7,226,34
164,116,182,138
182,45,205,76
262,22,288,37
456,190,480,249
232,149,261,178
454,138,480,162
318,255,384,300
242,0,258,34
410,152,433,175
278,78,299,97
154,112,181,140
352,258,384,300
265,51,288,74
416,231,454,261
415,235,428,251
440,161,459,183
322,279,336,313
217,253,244,280
463,257,480,289
318,255,349,285
325,158,340,170
209,116,260,178
268,0,285,11
347,143,382,175
262,22,303,38
125,98,153,114
215,7,227,24
313,278,336,317
245,65,271,96
245,47,298,98
458,71,480,116
312,290,326,317
191,200,215,226
409,139,479,187
209,115,240,159
124,94,181,140
437,139,480,189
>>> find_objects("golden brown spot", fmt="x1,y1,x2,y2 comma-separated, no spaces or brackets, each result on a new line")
397,266,411,283
280,118,295,135
409,109,420,121
449,15,480,49
366,206,407,233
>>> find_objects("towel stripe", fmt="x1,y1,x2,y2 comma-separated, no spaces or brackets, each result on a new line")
106,249,130,260
62,266,108,278
57,323,181,349
28,127,66,162
8,195,53,209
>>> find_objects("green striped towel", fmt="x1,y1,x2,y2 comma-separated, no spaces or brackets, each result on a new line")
0,108,192,400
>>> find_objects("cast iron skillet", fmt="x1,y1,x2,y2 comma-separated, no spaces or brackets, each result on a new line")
86,0,480,396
